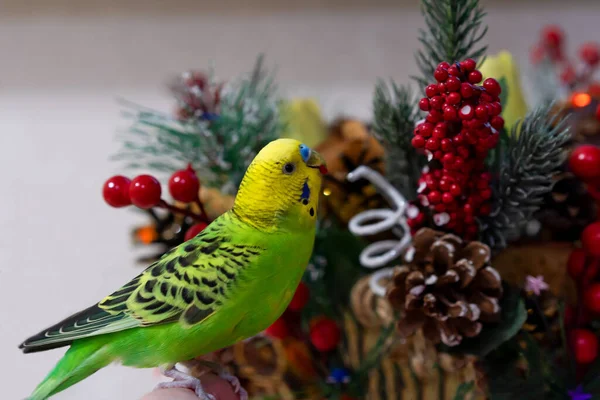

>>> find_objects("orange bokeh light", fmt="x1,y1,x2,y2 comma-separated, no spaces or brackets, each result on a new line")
136,226,158,244
573,92,592,108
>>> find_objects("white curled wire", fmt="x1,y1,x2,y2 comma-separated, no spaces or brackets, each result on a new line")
347,166,412,278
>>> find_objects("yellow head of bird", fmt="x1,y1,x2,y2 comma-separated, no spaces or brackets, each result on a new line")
233,138,327,231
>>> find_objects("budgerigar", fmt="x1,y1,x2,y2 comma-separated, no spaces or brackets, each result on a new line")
19,138,327,400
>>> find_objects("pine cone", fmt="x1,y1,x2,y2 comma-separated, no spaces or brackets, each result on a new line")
387,228,503,346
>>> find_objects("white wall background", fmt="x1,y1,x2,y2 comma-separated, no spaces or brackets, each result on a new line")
1,0,599,398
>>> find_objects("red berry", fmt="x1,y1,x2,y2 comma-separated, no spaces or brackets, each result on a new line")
489,102,502,116
585,283,600,313
437,83,447,93
419,98,430,111
129,175,162,209
288,281,310,311
427,109,443,123
169,165,200,203
464,203,474,215
425,84,439,98
460,83,475,98
482,78,502,98
542,25,563,48
567,249,587,279
426,138,440,151
479,203,491,216
454,157,465,170
443,106,458,121
434,68,449,82
450,184,462,196
582,222,600,257
420,122,434,137
438,61,451,69
560,66,577,85
491,116,505,130
442,192,454,204
102,175,131,208
453,133,465,145
447,92,462,105
569,329,598,364
434,203,447,212
460,59,477,72
480,188,492,200
569,145,600,180
412,135,426,148
441,138,453,151
310,318,341,352
265,317,289,339
446,76,461,92
185,222,208,241
425,175,437,189
459,105,475,120
442,153,455,166
439,179,451,192
468,70,483,84
430,96,444,110
428,191,442,204
448,64,460,76
474,105,489,120
466,224,479,235
433,123,447,138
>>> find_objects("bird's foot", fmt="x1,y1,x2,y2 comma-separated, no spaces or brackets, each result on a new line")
156,367,215,400
218,370,248,400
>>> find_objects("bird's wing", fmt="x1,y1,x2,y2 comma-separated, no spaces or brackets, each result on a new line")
20,216,264,353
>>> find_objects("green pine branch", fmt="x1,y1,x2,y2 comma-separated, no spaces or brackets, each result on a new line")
479,104,571,251
113,55,283,194
372,80,424,199
414,0,488,90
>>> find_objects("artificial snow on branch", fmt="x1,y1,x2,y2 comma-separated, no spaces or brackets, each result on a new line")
372,81,424,198
414,0,488,90
480,104,571,251
114,55,284,194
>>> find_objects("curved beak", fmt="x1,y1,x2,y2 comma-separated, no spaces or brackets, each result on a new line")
306,150,328,174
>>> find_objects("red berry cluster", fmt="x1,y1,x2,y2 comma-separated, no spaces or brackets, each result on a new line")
102,165,209,240
531,25,600,90
565,222,600,366
409,60,503,239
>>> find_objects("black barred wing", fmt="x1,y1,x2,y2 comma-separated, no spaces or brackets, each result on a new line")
19,216,263,353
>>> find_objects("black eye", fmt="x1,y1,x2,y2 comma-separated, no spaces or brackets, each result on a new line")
283,162,296,174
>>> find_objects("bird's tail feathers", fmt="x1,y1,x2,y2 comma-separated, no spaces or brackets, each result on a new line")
28,340,111,400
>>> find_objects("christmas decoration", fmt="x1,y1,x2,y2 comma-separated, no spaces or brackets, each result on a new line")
386,228,502,346
524,275,549,296
116,55,284,194
129,174,162,209
102,175,132,208
410,60,503,238
184,222,208,241
316,118,385,224
570,329,598,364
288,282,310,312
309,317,341,352
478,51,528,131
569,145,600,180
265,317,289,340
85,0,600,398
581,222,600,257
168,164,201,203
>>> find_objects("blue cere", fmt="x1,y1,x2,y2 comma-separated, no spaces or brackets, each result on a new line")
299,144,311,163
